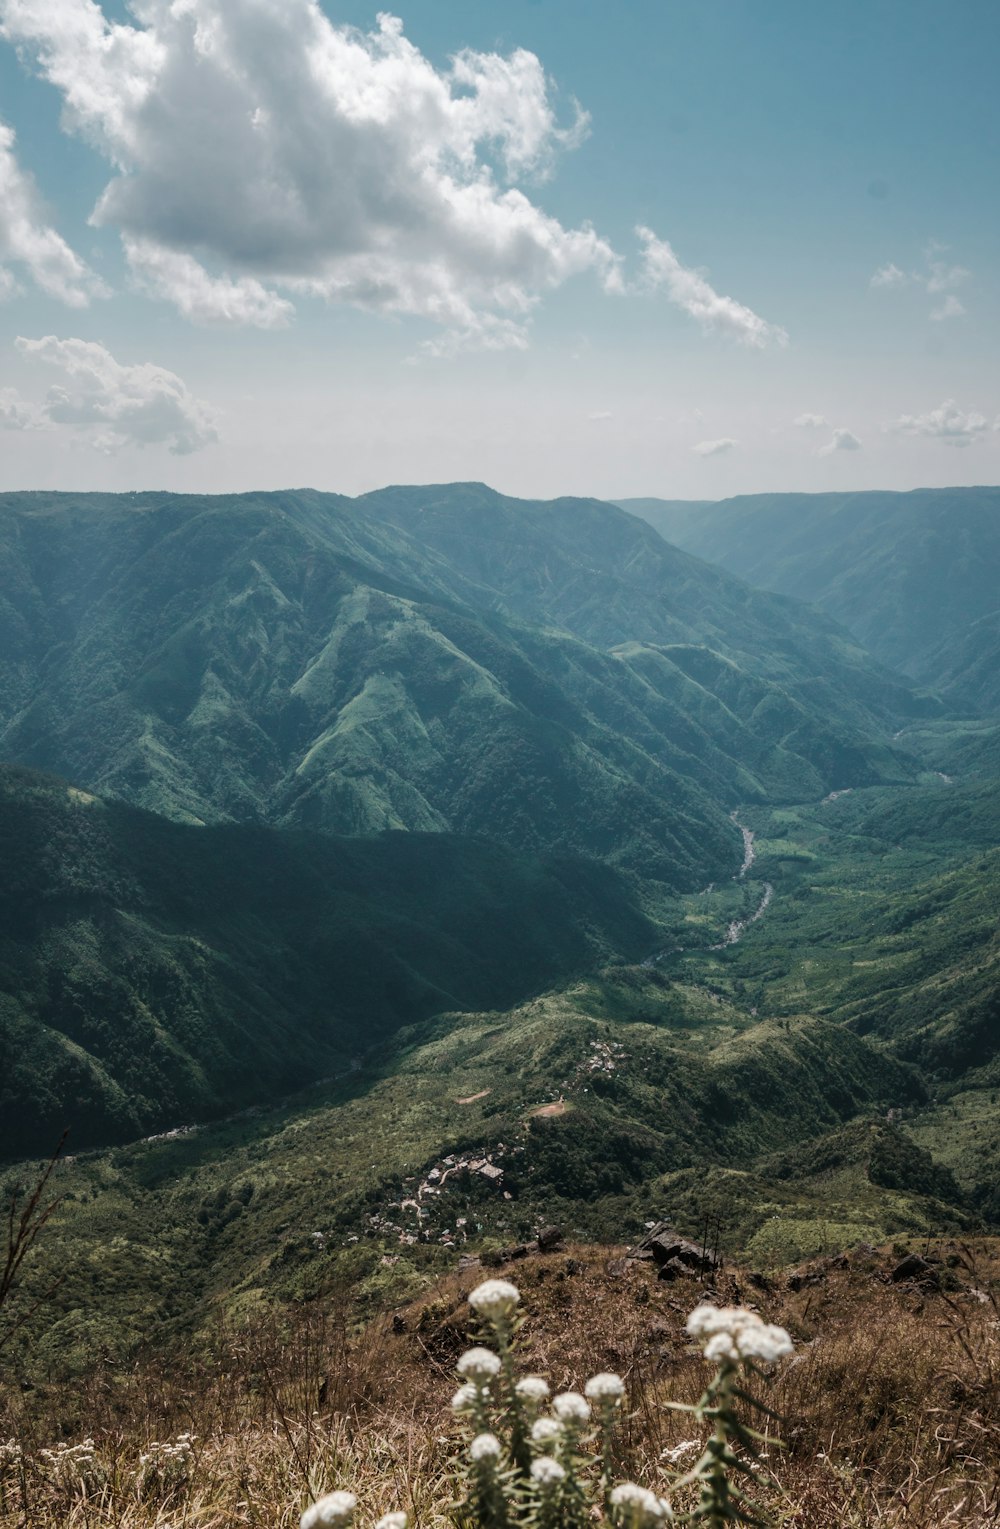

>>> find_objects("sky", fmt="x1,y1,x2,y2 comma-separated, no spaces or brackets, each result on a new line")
0,0,998,500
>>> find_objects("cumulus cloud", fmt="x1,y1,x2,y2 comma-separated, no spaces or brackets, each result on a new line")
124,238,294,328
14,336,219,453
930,294,965,322
870,262,908,289
638,228,787,347
794,412,827,429
693,437,738,457
818,428,862,456
0,385,36,428
0,1,622,350
885,399,993,447
0,119,104,306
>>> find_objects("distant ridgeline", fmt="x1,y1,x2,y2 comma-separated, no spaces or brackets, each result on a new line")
617,486,1000,715
0,486,924,879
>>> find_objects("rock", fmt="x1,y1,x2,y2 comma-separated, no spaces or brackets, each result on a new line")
657,1257,692,1283
391,1313,407,1333
537,1225,563,1252
564,1257,584,1276
649,1235,718,1271
498,1243,530,1262
787,1269,824,1292
891,1254,938,1285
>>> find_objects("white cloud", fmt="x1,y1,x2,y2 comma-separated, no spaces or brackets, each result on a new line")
637,228,787,348
930,294,965,322
870,247,972,321
0,384,36,428
794,412,827,429
588,410,613,422
0,1,620,350
818,428,862,456
124,238,294,329
925,259,970,295
870,263,908,289
693,437,738,457
14,336,219,454
0,119,104,306
885,399,992,448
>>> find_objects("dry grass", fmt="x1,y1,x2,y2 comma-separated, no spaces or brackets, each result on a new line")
3,1238,1000,1527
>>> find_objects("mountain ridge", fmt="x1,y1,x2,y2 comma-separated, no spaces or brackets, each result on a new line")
0,487,926,892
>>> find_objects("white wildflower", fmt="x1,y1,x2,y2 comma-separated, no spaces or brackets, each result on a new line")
468,1278,520,1321
685,1303,792,1365
585,1372,625,1402
660,1439,700,1464
609,1482,669,1523
515,1375,550,1402
530,1455,566,1488
552,1391,590,1424
531,1417,562,1449
457,1347,501,1383
469,1433,503,1464
375,1514,408,1529
735,1321,794,1363
301,1490,358,1529
703,1332,740,1365
451,1383,479,1413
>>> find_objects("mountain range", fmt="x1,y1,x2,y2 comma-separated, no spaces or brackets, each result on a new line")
0,487,925,898
3,479,999,1381
618,487,1000,713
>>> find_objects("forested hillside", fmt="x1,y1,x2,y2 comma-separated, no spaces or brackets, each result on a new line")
619,487,1000,710
0,489,925,896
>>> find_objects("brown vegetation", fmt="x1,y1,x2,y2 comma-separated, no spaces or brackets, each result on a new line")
2,1238,1000,1527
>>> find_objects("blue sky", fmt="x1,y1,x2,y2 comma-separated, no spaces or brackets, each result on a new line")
0,0,997,498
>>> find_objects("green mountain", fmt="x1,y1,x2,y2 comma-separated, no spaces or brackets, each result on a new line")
617,487,1000,711
0,488,924,893
4,934,925,1381
0,764,660,1157
4,482,993,1384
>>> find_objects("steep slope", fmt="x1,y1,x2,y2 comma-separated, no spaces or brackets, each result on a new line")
3,959,923,1381
359,483,925,725
619,487,1000,709
0,765,660,1157
0,490,922,888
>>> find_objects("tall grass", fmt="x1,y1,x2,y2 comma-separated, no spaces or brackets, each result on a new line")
2,1240,999,1527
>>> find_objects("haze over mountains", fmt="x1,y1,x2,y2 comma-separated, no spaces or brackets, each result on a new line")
619,487,1000,712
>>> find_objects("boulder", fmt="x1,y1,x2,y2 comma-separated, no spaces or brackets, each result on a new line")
649,1235,718,1271
891,1253,939,1285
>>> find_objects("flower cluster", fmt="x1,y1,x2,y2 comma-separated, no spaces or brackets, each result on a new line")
38,1439,105,1494
137,1432,196,1497
686,1304,793,1366
467,1278,520,1323
301,1489,359,1529
0,1440,23,1477
297,1278,793,1529
609,1481,672,1526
